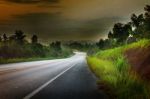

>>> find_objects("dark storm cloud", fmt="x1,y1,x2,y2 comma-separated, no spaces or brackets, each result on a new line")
0,0,150,42
5,0,59,4
0,12,126,42
0,0,149,42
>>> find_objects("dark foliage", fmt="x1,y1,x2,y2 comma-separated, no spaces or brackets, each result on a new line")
0,31,71,60
31,35,38,44
97,5,150,50
3,34,8,42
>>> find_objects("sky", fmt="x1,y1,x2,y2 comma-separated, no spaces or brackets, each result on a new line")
0,0,149,43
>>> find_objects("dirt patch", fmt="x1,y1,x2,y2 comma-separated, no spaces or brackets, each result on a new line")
125,46,150,80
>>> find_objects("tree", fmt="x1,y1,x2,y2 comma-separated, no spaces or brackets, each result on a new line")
124,22,132,35
50,41,62,56
0,36,2,42
31,35,38,44
144,5,150,12
113,23,124,37
50,41,61,51
144,5,150,23
108,31,113,39
14,30,26,44
9,35,16,41
111,23,131,43
144,5,150,31
3,34,8,42
55,41,61,52
131,14,144,28
96,39,104,49
113,23,124,43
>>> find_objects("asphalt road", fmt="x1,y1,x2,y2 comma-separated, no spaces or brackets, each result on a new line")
0,53,107,99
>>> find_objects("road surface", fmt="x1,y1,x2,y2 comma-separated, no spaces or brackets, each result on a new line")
0,53,107,99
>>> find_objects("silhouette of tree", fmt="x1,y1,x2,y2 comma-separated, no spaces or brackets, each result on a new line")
108,31,113,39
113,23,124,42
55,41,61,52
31,35,38,44
9,35,16,41
124,22,132,34
50,41,62,53
111,23,131,43
144,5,150,12
0,36,2,42
144,5,150,21
14,30,26,44
3,34,8,42
131,14,144,28
131,5,150,38
144,5,150,31
96,39,104,49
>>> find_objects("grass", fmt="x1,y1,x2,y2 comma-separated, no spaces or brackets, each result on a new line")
0,57,54,64
0,46,73,64
0,51,73,64
87,39,150,99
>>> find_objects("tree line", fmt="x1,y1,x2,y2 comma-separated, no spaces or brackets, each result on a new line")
97,5,150,49
0,30,72,59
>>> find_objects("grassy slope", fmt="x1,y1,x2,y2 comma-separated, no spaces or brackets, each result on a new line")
87,39,150,99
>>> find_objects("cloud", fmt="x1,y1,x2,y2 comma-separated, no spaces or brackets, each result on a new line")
0,12,126,42
61,0,150,21
0,0,149,43
5,0,59,4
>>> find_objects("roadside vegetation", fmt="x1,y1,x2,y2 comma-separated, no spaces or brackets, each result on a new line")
87,5,150,98
88,39,150,98
0,31,98,64
0,31,72,64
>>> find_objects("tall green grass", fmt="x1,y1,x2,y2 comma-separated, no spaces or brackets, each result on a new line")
87,39,150,99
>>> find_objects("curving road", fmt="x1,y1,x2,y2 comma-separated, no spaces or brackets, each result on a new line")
0,53,107,99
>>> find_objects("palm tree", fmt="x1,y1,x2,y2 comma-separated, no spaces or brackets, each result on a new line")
131,14,144,28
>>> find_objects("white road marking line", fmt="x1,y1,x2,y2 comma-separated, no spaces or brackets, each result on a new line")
23,63,76,99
